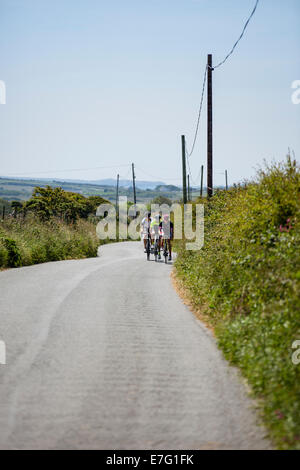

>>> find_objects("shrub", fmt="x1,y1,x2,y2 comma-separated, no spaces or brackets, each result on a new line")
0,237,22,267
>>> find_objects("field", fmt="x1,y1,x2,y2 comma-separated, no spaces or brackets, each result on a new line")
0,177,184,204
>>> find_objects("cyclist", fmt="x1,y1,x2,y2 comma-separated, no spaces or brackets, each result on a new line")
141,211,152,252
150,214,162,259
160,214,174,261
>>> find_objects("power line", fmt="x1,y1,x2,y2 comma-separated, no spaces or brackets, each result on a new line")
212,0,260,70
119,167,132,180
187,65,207,158
186,146,198,186
3,163,131,177
185,65,207,187
3,163,182,185
135,165,182,182
184,1,260,195
194,166,202,185
186,144,204,187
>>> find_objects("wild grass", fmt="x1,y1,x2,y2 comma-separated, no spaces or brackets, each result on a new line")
0,215,101,268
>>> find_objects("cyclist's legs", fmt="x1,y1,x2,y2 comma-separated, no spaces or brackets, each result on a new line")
162,238,168,252
168,236,173,258
143,231,149,249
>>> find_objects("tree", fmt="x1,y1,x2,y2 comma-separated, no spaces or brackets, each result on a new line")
25,186,109,222
151,195,172,206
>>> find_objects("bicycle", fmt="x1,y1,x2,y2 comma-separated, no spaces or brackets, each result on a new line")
152,230,161,262
162,238,169,264
145,228,151,261
149,225,162,262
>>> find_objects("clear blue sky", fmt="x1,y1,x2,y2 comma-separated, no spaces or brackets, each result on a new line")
0,0,299,187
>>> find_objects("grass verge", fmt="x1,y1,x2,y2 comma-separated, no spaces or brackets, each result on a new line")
0,215,103,268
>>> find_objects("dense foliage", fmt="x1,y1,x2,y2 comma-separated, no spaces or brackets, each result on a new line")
24,186,108,221
0,186,110,268
175,158,300,449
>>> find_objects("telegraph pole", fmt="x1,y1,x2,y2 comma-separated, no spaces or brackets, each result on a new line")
187,175,190,202
115,174,119,215
181,135,187,204
207,54,213,198
200,165,204,197
132,163,136,204
225,170,228,190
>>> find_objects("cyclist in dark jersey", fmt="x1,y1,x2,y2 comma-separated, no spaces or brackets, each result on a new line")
159,214,174,261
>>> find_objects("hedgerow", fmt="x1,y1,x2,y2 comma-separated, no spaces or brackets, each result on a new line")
175,157,300,449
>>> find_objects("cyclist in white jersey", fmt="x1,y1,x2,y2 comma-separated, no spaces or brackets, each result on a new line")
141,212,152,252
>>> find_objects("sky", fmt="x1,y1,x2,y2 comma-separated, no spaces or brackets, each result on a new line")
0,0,299,187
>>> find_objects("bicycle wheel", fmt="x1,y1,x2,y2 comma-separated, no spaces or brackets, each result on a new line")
163,240,168,264
146,239,151,261
154,240,158,262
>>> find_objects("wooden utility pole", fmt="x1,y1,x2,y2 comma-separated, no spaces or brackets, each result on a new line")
132,163,136,204
2,206,5,220
115,174,119,214
200,165,204,197
225,170,228,190
181,135,187,204
207,54,213,198
187,175,190,202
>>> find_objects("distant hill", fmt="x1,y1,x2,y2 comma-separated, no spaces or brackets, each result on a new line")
88,179,165,190
0,176,183,203
1,177,165,190
155,184,180,192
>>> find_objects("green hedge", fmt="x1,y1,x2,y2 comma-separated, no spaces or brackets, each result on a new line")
175,158,300,449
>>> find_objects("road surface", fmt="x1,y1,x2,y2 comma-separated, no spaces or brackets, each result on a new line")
0,242,270,449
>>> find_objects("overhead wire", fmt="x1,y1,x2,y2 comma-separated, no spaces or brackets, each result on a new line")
211,0,260,70
186,65,208,159
135,165,182,183
3,163,131,177
185,0,260,190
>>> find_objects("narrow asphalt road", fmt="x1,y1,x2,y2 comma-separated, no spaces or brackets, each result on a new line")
0,242,270,449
